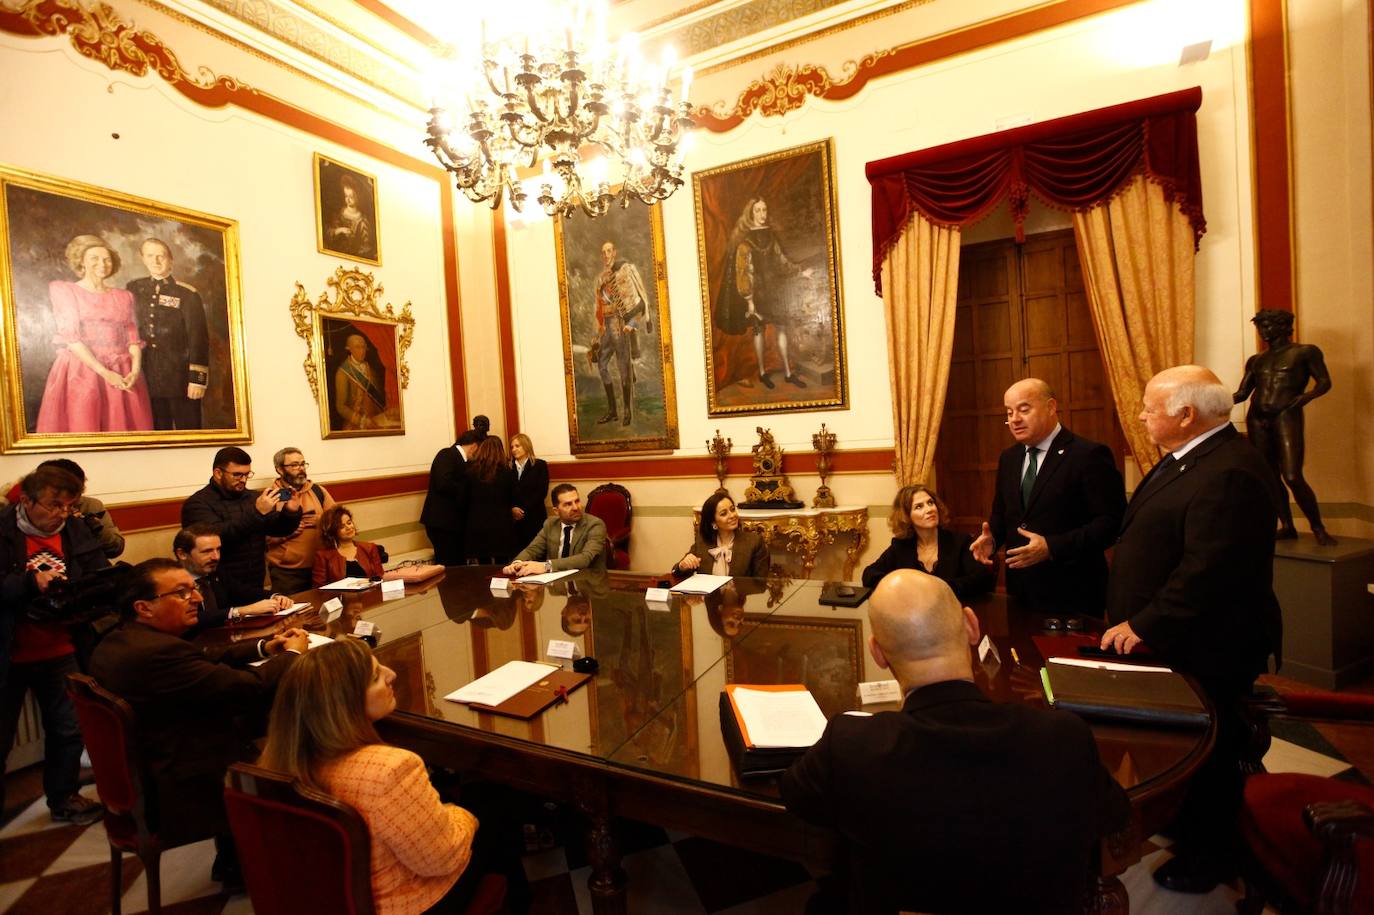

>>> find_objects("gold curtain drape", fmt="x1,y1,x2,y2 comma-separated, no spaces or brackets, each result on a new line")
881,214,961,486
1072,173,1195,475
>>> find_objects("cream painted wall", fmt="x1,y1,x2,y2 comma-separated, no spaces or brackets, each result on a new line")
0,27,459,509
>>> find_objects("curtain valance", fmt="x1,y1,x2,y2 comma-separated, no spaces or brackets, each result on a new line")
866,87,1205,293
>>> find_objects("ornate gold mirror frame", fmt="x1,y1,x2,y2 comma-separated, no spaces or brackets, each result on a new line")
289,267,414,439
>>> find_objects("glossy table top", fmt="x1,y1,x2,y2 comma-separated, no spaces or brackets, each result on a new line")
202,567,1210,802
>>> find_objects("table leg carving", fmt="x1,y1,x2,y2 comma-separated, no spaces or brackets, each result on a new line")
1083,874,1129,914
585,814,626,915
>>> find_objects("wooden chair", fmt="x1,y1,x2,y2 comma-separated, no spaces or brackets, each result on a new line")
224,763,507,915
1237,687,1374,914
586,482,632,569
65,673,219,915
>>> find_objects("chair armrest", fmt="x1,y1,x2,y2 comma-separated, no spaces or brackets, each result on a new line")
1304,800,1374,915
1305,800,1374,842
1282,691,1374,721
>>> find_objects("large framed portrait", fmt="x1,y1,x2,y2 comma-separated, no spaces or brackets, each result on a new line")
0,165,251,452
314,153,381,265
693,139,848,416
290,268,412,439
554,199,679,456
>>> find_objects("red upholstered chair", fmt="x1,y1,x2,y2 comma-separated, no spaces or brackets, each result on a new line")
65,673,220,915
1237,688,1374,914
586,482,633,569
224,763,506,915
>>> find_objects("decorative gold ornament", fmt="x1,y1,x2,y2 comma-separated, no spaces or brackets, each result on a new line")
812,423,837,508
741,427,802,508
707,429,733,495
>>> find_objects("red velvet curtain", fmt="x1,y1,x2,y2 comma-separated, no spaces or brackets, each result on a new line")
866,88,1205,293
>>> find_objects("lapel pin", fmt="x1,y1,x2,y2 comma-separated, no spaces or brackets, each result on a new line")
1057,449,1064,455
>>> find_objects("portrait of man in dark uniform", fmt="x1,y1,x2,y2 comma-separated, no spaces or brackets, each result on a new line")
126,238,209,430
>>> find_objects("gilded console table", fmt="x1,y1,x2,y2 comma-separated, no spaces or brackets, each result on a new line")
694,505,869,580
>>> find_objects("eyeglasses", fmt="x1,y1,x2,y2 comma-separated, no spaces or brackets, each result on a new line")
34,499,80,516
222,470,254,481
153,581,203,601
282,461,309,470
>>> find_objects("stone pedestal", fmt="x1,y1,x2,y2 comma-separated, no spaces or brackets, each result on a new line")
1272,537,1374,688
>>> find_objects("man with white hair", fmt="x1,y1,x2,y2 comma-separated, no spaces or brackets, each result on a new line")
1101,364,1282,893
783,570,1128,914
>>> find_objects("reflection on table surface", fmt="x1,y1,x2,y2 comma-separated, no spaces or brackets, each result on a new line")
198,567,1209,800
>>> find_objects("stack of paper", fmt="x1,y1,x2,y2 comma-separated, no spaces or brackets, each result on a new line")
318,577,376,591
250,632,334,667
515,569,577,585
445,660,558,706
670,574,732,594
719,684,828,777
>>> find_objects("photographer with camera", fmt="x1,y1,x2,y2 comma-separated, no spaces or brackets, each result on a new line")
2,459,126,559
0,464,108,825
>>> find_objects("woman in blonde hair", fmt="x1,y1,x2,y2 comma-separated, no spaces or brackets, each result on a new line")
509,433,548,554
36,234,153,432
260,637,479,913
861,484,993,599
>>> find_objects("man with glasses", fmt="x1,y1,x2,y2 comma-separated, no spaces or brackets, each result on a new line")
181,446,301,593
0,465,109,825
265,447,335,595
92,558,306,890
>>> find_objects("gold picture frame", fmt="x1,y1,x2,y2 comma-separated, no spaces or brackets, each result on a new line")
693,139,848,416
0,164,251,452
289,267,412,439
313,153,381,265
553,198,679,456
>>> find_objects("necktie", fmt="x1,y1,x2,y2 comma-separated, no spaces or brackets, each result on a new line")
1137,453,1178,499
560,525,572,559
1020,447,1039,507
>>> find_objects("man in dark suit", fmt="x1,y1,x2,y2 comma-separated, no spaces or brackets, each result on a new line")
1101,365,1283,893
783,570,1128,914
127,238,210,430
504,484,608,575
420,430,479,565
172,523,290,630
971,377,1125,616
90,558,306,889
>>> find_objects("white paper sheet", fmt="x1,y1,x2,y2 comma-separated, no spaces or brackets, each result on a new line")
275,602,311,616
1047,657,1174,674
318,577,376,591
730,687,828,749
514,569,577,585
445,660,559,706
250,632,334,666
670,574,732,594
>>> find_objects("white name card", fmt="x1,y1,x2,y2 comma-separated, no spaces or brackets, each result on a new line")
978,634,1000,664
858,680,902,705
380,579,406,598
645,587,672,604
547,639,577,660
353,620,375,637
490,577,511,591
321,597,343,622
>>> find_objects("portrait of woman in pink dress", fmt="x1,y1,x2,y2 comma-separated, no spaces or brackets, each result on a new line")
35,234,154,433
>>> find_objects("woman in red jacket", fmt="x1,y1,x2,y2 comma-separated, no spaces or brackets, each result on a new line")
312,504,386,587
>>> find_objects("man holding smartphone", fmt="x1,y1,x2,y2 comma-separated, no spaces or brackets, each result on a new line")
265,447,335,594
181,447,301,592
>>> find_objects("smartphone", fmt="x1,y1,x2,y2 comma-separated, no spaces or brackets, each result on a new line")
277,488,293,502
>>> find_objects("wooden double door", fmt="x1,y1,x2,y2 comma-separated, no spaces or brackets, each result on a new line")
935,229,1126,532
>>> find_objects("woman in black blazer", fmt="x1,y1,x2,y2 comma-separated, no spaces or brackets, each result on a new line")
673,492,770,578
862,484,994,599
460,437,516,564
509,433,549,554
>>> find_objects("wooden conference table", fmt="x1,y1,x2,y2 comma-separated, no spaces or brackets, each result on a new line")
213,567,1214,914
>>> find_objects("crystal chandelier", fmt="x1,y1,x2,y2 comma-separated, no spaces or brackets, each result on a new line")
423,4,694,219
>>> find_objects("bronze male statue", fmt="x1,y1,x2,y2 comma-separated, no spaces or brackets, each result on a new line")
1232,308,1335,545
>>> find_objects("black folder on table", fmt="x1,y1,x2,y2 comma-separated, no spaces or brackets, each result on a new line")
1042,661,1209,729
719,691,808,778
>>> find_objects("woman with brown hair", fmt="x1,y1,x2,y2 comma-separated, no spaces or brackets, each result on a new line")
861,484,994,599
259,637,480,913
460,436,516,564
312,504,387,586
672,492,769,578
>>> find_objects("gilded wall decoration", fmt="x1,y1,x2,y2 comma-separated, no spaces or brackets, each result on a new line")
290,267,413,439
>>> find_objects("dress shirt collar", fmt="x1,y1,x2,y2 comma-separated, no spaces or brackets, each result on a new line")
514,459,528,476
1031,423,1062,455
1169,421,1230,460
901,678,987,711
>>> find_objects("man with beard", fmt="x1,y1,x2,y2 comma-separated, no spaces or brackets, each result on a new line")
174,523,291,630
265,447,335,594
181,447,301,590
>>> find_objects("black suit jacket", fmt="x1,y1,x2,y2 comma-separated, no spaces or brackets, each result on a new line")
860,528,994,599
181,481,300,589
419,445,469,532
463,466,516,562
192,571,270,631
989,427,1125,615
1106,425,1282,687
782,680,1129,915
512,459,550,550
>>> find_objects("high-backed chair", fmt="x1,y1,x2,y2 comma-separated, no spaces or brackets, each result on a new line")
586,482,633,569
1237,688,1374,914
224,763,506,915
65,673,219,915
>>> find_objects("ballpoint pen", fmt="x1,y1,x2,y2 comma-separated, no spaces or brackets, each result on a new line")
1010,647,1022,667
